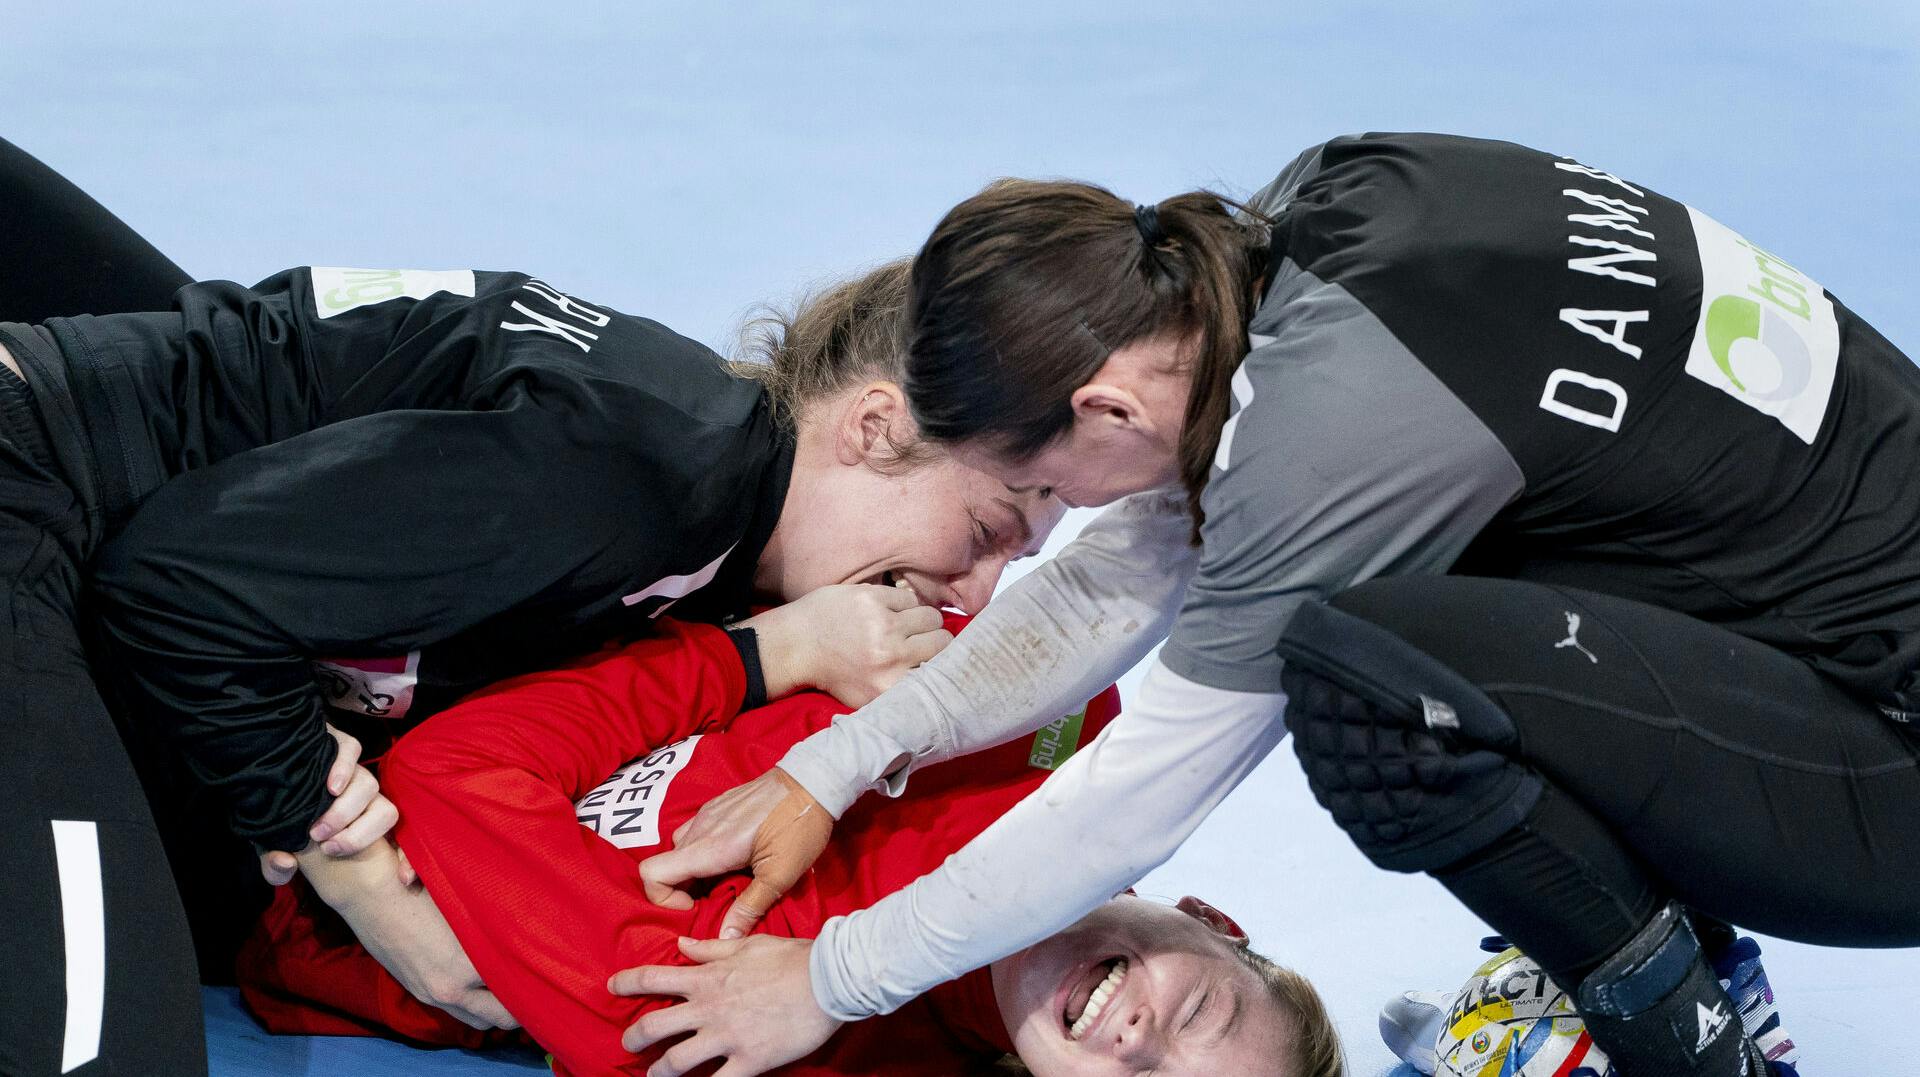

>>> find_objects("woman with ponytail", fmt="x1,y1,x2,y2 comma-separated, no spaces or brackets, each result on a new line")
629,134,1920,1077
0,138,1051,1072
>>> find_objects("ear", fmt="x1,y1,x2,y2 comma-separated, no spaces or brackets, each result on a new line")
835,381,914,466
1068,380,1148,433
1176,895,1250,946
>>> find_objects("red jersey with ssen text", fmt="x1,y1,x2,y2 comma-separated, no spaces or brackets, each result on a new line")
237,616,1120,1076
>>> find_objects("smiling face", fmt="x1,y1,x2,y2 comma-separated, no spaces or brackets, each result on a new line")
760,380,1064,613
992,896,1299,1077
800,453,1063,613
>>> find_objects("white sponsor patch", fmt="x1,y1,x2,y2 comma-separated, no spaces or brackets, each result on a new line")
310,267,476,319
311,651,420,719
1683,208,1839,444
575,736,702,850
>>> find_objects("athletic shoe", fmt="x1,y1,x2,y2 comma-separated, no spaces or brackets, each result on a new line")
1374,941,1524,1075
1379,988,1454,1075
1709,936,1802,1075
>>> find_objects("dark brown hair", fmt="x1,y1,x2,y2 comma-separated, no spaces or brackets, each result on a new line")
905,179,1269,536
733,257,936,472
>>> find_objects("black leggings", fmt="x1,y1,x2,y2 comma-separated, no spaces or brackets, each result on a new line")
0,137,188,323
1,139,204,1074
1283,575,1920,987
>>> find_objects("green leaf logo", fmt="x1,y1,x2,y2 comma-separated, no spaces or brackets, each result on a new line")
1705,295,1762,391
1703,294,1813,402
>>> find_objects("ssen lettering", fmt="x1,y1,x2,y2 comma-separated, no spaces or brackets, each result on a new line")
574,738,701,848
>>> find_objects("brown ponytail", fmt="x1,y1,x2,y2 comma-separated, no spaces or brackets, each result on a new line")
905,179,1269,538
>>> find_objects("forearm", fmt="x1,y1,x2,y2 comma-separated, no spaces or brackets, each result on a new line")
385,750,693,1074
296,839,405,915
778,490,1196,816
807,660,1289,1018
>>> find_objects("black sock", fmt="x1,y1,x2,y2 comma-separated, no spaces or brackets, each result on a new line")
1576,904,1762,1076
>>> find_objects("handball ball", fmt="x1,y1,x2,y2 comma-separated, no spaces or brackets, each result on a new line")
1434,947,1613,1077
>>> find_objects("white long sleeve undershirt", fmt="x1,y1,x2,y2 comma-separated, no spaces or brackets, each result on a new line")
809,659,1289,1019
772,488,1293,1020
776,488,1200,818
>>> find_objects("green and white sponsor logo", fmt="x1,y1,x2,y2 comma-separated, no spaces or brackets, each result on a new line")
1683,208,1837,444
310,267,476,319
1028,708,1087,771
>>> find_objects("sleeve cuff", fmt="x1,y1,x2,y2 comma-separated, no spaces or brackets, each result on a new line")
775,722,914,820
724,625,769,711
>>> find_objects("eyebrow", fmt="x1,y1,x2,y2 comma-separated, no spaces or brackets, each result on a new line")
992,496,1037,554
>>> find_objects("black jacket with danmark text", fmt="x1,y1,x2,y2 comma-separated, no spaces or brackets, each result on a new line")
1167,133,1920,718
34,268,791,853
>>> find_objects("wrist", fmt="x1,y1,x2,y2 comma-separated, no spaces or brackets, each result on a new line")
296,841,397,911
775,736,877,820
739,605,812,698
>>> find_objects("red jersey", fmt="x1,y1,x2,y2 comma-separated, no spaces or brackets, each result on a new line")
238,617,1119,1076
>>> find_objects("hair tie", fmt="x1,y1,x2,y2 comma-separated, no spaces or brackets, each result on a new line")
1134,203,1168,247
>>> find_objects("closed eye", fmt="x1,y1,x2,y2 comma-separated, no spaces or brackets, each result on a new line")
969,511,1000,552
1182,988,1210,1032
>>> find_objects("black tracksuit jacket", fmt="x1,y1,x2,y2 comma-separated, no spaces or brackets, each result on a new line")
5,267,791,852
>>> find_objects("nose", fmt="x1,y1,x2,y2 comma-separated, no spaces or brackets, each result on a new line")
1110,999,1163,1066
945,556,1009,615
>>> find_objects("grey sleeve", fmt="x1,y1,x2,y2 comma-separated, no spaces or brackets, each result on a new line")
1242,142,1332,218
1159,265,1527,693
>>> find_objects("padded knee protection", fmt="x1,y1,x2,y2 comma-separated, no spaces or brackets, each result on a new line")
1278,599,1543,873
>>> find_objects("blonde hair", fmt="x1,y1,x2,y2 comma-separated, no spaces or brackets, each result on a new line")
1239,949,1347,1077
733,258,936,471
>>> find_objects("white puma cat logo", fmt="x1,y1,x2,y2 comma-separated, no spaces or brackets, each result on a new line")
1555,612,1599,663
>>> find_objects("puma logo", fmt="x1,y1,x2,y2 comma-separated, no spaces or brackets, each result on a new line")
1554,612,1599,664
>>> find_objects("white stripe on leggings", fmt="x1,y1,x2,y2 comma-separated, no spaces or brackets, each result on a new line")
51,820,104,1073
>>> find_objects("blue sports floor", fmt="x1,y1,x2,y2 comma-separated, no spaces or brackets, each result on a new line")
204,745,1910,1075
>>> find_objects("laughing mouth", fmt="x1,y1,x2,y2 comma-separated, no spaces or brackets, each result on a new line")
876,571,931,606
1064,957,1128,1040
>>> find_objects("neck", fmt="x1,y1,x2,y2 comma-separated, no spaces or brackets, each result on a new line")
0,341,21,383
751,417,833,600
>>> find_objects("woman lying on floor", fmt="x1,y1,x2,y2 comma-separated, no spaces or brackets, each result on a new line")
236,587,1344,1076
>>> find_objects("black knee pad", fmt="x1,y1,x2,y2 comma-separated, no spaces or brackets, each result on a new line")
1278,599,1543,873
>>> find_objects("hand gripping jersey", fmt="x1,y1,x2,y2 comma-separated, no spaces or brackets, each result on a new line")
238,616,1121,1076
1167,132,1920,711
783,133,1920,1023
1,269,791,852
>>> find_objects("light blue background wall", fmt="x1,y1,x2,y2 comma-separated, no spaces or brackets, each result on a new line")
9,4,1914,1073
